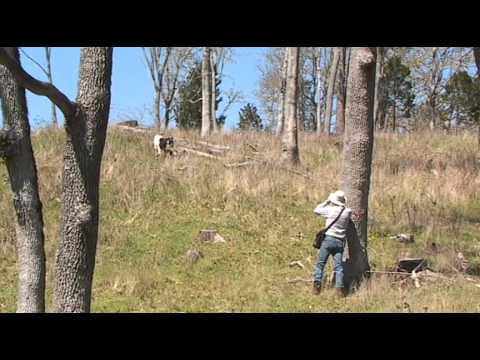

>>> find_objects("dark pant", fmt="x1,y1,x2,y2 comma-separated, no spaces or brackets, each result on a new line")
313,235,344,288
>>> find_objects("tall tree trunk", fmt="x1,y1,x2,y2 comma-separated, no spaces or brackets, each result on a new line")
341,47,376,290
336,47,347,135
210,51,218,133
429,96,436,130
0,47,46,313
276,51,288,135
373,47,385,130
324,47,341,135
54,48,113,312
392,102,396,132
201,47,212,138
45,48,58,128
164,107,171,129
473,47,480,77
154,88,162,130
315,50,322,135
280,47,300,165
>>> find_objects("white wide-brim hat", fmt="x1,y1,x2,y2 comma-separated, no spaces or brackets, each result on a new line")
328,190,346,206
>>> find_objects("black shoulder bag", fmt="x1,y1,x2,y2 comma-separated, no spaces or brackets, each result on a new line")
313,207,345,249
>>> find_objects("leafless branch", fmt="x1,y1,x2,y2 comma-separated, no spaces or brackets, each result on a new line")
0,47,75,117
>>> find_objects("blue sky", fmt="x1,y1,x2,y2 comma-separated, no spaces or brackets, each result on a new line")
1,47,267,129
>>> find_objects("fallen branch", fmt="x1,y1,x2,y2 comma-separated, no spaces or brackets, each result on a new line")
246,143,258,152
197,141,230,151
178,146,222,160
224,160,258,169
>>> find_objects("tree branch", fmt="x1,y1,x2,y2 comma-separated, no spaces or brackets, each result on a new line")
19,48,49,78
0,47,75,117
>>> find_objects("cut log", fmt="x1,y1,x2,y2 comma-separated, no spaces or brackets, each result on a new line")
114,125,150,133
396,257,427,273
116,120,139,127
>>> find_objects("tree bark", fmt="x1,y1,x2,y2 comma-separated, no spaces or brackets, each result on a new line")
154,88,162,130
53,47,113,312
276,51,288,136
324,47,341,135
315,50,322,135
201,47,212,138
473,47,480,77
341,47,376,290
280,47,300,166
210,50,218,133
373,47,385,130
336,48,347,135
0,47,46,313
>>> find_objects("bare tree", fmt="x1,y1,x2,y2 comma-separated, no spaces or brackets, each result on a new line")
373,47,386,130
280,47,300,165
0,47,46,312
336,47,347,135
142,47,171,129
210,49,218,133
315,50,323,135
341,47,376,290
161,47,193,128
474,47,480,77
324,47,341,135
0,47,113,312
201,47,212,138
275,51,288,135
19,47,58,127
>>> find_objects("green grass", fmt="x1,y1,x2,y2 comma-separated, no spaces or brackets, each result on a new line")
1,128,479,312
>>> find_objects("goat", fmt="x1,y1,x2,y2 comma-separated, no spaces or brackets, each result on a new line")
153,134,175,156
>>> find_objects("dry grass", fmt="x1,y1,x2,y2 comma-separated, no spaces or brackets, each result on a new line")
0,127,479,312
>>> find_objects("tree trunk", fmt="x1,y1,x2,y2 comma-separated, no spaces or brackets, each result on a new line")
164,107,171,129
276,51,288,136
429,97,436,130
474,47,480,77
373,47,385,130
54,47,113,312
210,51,218,133
336,48,347,135
201,47,212,138
392,102,396,132
154,88,162,130
45,47,58,128
0,47,46,313
324,48,341,135
315,50,322,135
280,47,300,166
341,47,376,290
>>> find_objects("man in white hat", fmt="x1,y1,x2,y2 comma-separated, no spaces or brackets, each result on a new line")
312,190,352,297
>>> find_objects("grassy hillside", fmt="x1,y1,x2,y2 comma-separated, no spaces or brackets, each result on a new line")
1,128,479,312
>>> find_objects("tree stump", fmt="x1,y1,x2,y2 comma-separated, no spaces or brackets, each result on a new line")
397,257,426,273
197,230,226,243
197,230,217,242
186,249,203,264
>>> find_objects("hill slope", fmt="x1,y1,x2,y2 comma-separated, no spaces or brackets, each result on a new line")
1,128,479,312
